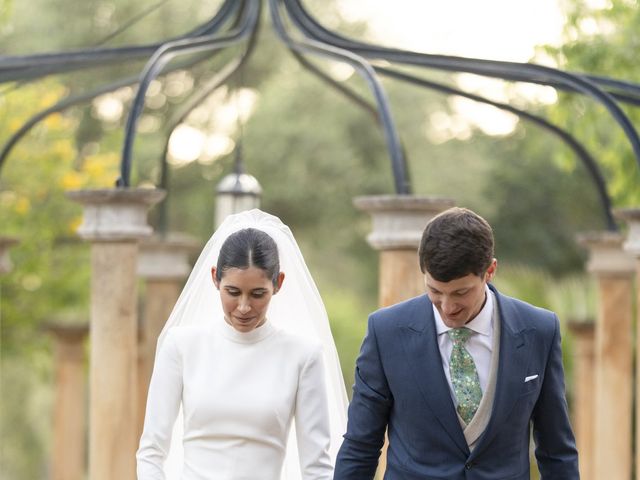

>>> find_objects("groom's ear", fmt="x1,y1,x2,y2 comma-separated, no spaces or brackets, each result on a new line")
211,267,220,289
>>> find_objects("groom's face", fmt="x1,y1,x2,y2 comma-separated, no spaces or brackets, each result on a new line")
424,260,496,328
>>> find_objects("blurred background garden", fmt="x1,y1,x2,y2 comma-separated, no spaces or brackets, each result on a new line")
1,0,639,478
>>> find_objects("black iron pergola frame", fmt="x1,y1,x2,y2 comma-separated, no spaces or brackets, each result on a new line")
1,0,639,231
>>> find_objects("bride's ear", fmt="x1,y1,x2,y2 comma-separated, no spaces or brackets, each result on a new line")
274,271,285,293
211,267,220,289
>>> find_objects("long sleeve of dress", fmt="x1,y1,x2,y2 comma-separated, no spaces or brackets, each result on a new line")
137,331,183,480
295,343,333,480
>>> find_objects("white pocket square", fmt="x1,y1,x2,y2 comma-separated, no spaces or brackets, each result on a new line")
524,374,539,383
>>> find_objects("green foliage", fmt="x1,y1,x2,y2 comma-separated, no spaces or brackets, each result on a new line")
541,0,640,205
481,123,604,275
0,0,223,54
322,287,370,395
1,0,631,477
493,264,596,322
0,80,114,478
0,343,54,480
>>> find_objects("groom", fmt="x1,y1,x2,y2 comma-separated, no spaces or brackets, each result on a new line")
334,207,579,479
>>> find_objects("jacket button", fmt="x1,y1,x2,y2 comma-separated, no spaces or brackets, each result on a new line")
465,462,472,470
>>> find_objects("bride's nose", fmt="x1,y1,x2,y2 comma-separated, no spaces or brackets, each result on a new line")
237,299,251,314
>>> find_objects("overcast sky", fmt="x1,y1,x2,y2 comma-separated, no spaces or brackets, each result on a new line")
334,0,565,62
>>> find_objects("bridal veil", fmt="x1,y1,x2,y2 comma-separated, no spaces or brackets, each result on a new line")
154,209,349,479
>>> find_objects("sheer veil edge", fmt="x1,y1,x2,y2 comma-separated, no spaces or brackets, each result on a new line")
154,209,349,479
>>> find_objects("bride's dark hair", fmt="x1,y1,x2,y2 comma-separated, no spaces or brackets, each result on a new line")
215,228,280,286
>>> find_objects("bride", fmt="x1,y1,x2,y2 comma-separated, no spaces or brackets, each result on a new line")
137,209,348,479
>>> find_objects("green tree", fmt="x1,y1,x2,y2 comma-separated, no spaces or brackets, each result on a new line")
0,80,108,479
541,0,640,205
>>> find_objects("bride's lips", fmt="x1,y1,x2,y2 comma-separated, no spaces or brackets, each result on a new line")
234,316,255,323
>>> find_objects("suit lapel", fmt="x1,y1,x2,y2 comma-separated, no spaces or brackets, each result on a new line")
470,286,535,457
399,296,469,456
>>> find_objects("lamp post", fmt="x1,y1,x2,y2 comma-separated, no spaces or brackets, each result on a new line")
214,146,262,228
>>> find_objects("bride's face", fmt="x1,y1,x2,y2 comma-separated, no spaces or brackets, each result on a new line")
212,266,284,333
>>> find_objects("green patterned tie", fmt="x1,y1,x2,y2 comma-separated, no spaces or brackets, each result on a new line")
448,327,482,424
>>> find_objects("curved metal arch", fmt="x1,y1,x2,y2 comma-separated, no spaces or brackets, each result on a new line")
269,0,410,194
289,51,379,122
377,67,617,231
117,0,260,186
287,0,640,105
285,0,640,173
0,77,137,172
0,48,234,173
0,0,241,83
155,10,262,234
0,0,246,173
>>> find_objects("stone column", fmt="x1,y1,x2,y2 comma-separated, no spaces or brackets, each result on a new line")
44,323,89,480
566,320,595,480
0,236,18,274
136,233,199,438
354,195,455,477
67,188,165,480
354,195,455,307
614,208,640,480
577,232,634,480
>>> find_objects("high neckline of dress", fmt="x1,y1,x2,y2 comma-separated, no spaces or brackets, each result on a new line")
218,318,277,344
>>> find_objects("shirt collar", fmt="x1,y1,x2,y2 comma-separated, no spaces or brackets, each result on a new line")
434,284,493,337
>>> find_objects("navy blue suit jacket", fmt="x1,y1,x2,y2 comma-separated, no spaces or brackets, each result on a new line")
334,285,579,479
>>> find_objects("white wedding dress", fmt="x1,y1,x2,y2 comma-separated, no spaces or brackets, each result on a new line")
136,209,348,480
137,321,333,479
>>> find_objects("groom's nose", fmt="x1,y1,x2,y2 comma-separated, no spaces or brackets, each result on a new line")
441,296,456,314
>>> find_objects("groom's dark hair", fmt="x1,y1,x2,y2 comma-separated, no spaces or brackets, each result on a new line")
418,207,494,282
216,228,280,286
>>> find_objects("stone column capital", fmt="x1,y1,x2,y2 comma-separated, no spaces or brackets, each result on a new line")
353,195,455,250
43,322,89,342
66,188,166,241
614,207,640,257
576,231,634,276
566,319,595,337
43,323,89,363
138,233,200,280
0,236,18,274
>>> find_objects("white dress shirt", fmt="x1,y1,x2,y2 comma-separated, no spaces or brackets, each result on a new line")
433,284,494,405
